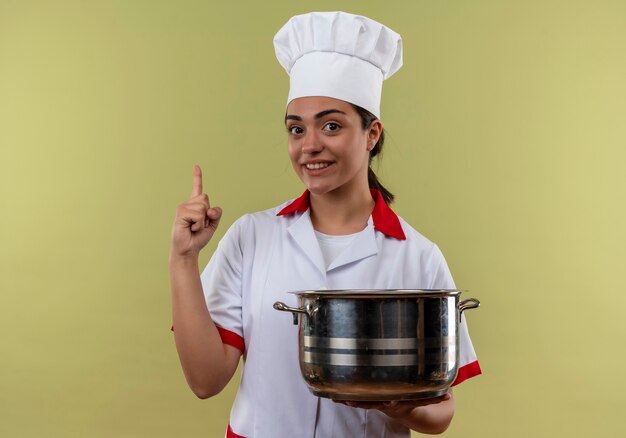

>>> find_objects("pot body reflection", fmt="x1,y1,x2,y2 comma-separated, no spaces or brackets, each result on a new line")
274,290,479,401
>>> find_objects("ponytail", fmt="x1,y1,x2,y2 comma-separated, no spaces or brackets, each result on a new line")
350,104,395,204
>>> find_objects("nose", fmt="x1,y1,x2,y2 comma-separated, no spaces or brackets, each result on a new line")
301,130,323,154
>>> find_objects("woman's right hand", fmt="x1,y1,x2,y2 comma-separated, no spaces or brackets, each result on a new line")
170,165,222,259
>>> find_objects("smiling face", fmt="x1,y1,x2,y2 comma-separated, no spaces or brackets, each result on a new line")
285,96,381,197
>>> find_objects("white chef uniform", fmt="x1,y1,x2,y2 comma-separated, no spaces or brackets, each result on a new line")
171,10,482,437
200,189,481,438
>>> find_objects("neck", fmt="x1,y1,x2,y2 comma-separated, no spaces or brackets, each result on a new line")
309,183,375,235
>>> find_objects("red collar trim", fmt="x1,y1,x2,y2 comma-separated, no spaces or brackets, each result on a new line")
277,190,310,216
277,189,406,240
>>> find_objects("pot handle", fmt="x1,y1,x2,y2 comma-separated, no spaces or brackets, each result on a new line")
459,298,480,314
273,301,307,325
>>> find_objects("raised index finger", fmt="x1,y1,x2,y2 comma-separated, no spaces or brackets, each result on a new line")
191,164,203,197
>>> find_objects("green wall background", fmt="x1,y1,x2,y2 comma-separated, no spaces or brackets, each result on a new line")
1,1,625,437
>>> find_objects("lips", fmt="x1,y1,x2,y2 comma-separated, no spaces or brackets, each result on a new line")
302,161,334,175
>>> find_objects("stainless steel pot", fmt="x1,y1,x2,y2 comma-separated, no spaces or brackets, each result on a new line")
274,289,479,401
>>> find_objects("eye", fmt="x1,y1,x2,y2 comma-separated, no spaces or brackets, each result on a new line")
288,125,304,135
323,122,340,132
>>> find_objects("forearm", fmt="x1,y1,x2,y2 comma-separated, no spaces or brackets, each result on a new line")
169,255,239,398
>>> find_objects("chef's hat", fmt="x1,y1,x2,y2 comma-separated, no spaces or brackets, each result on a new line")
273,11,403,119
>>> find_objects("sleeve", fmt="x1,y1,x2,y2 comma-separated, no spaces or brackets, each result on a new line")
171,216,247,354
428,244,482,386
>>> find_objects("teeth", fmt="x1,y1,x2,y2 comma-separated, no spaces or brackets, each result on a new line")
305,162,330,170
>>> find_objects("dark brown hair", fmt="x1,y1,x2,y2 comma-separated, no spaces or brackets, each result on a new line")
350,104,395,204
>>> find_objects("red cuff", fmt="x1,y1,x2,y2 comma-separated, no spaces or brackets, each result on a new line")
451,360,482,386
216,326,245,353
227,424,246,438
169,325,245,353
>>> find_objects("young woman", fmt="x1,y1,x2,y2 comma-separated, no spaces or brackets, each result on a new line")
169,12,480,438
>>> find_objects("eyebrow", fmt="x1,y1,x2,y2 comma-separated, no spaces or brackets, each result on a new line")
284,109,347,123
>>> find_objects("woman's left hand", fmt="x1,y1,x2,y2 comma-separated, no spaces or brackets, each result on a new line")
333,392,451,419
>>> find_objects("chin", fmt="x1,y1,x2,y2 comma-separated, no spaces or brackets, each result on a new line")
306,183,344,197
301,175,333,191
305,184,331,195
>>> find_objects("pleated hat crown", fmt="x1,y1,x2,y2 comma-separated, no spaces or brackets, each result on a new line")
273,11,403,118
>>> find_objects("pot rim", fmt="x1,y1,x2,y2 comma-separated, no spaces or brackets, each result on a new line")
288,288,464,298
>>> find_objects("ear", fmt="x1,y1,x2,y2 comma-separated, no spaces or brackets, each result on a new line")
366,120,383,151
